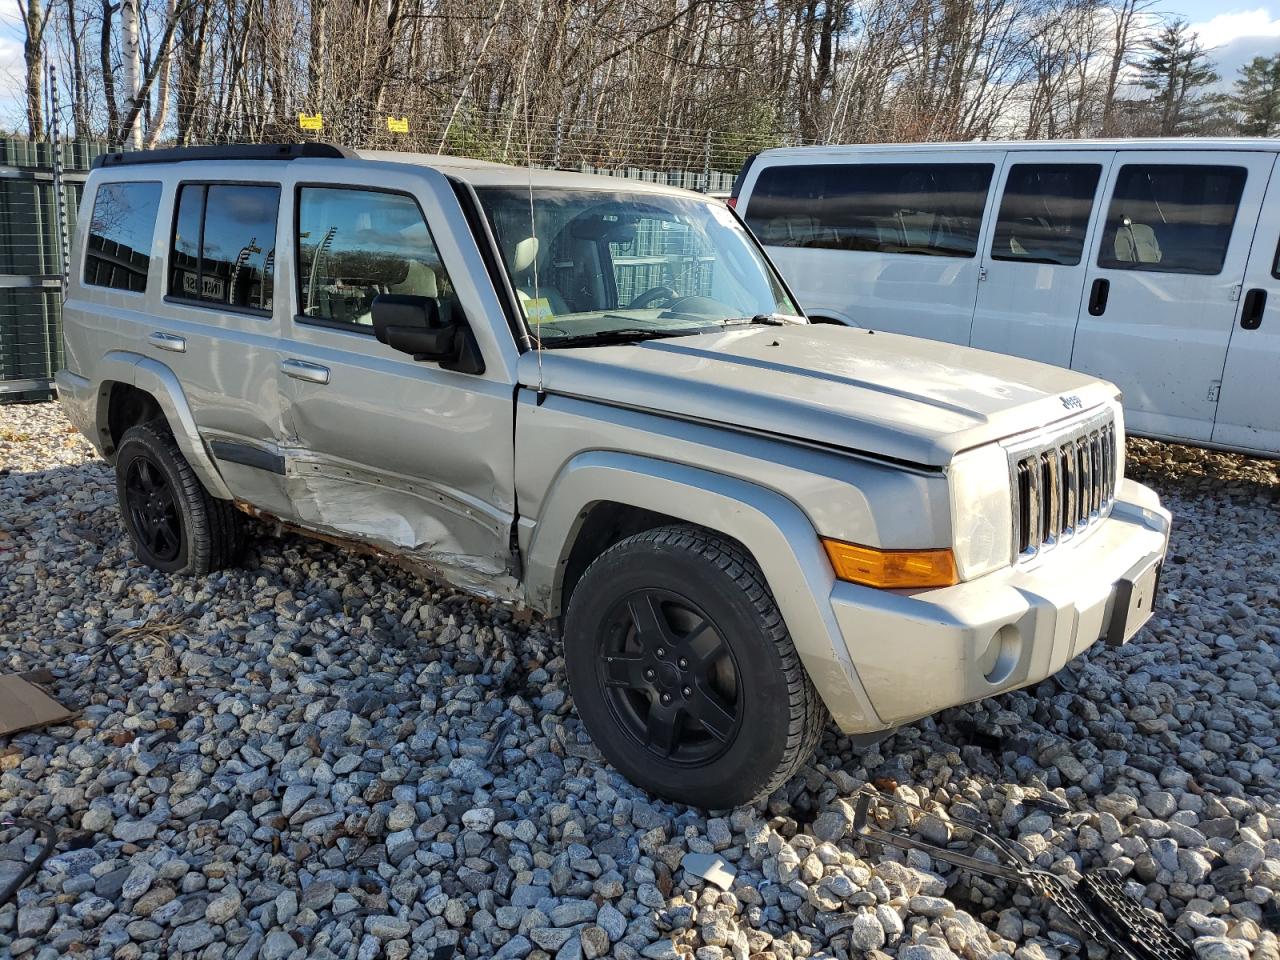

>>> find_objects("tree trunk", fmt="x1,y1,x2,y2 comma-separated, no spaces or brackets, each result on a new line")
121,0,143,148
21,0,47,139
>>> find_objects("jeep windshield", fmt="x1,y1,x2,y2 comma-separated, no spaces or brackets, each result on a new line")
475,187,803,347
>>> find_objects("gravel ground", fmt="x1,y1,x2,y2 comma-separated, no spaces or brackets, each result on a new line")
0,400,1277,960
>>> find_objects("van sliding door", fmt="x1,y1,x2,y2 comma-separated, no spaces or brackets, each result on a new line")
970,151,1114,366
1070,152,1274,443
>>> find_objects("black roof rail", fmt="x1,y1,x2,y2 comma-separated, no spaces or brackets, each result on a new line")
92,142,355,169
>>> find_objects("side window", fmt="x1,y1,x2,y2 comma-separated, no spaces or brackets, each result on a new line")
990,164,1101,266
168,182,279,312
744,162,994,258
296,187,455,328
1098,165,1246,275
83,181,162,292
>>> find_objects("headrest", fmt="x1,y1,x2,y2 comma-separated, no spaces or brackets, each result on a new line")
513,237,539,273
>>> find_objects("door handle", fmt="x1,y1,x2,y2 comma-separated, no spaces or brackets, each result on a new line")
281,358,330,384
147,331,186,353
1087,278,1110,317
1241,288,1267,330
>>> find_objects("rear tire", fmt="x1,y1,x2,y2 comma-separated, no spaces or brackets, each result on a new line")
115,421,245,575
564,524,826,808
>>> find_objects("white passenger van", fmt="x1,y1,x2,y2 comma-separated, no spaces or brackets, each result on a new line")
733,140,1280,457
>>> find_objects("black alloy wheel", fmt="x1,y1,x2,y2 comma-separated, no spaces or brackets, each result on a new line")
124,454,183,563
114,420,246,575
598,588,742,764
564,525,826,808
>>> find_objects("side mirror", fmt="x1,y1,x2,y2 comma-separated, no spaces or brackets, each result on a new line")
371,294,458,361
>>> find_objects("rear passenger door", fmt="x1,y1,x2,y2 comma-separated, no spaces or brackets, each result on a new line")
1071,152,1273,442
970,151,1113,366
743,155,1001,342
152,175,295,513
274,162,521,596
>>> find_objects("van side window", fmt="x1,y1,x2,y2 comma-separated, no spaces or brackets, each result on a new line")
168,183,280,312
990,164,1101,266
83,181,162,292
744,163,994,258
1098,165,1246,276
296,187,455,328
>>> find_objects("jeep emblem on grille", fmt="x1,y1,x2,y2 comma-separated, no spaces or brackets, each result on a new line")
1060,394,1083,410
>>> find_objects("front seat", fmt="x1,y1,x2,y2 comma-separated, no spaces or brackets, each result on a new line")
511,236,571,319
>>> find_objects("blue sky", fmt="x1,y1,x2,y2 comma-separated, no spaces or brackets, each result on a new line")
2,0,1279,132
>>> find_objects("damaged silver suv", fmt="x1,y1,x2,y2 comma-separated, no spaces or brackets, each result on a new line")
57,144,1171,807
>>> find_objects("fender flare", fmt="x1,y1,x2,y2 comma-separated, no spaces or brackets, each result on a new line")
94,350,233,501
524,450,882,732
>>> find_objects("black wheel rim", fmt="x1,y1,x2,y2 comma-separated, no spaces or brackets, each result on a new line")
124,455,182,563
598,588,742,765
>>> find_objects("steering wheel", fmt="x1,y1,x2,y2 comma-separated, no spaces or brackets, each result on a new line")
628,286,678,309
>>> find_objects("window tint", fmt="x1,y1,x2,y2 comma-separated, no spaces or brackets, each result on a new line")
168,183,279,311
297,187,455,328
1098,165,1246,275
991,164,1101,266
744,162,994,258
83,181,161,292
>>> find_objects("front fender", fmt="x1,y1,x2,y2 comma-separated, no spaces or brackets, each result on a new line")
89,351,233,501
523,450,883,732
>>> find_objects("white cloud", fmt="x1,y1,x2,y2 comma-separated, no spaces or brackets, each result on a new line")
1192,8,1280,86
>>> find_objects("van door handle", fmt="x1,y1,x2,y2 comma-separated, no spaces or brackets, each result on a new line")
281,359,330,384
1087,278,1110,317
147,331,186,353
1241,288,1267,330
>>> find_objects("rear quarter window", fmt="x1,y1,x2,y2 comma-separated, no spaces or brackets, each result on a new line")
83,181,163,292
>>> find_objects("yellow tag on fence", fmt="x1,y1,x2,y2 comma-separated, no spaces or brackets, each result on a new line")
386,117,409,134
298,113,324,132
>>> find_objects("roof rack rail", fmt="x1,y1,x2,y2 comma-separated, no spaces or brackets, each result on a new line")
92,142,355,169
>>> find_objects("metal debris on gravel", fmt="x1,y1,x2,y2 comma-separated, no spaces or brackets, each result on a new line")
1,401,1277,960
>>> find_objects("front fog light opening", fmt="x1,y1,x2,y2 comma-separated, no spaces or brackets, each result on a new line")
979,624,1021,685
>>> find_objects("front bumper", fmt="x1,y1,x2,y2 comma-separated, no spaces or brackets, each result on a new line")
830,479,1171,729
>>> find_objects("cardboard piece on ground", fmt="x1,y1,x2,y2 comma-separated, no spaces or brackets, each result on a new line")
0,675,72,735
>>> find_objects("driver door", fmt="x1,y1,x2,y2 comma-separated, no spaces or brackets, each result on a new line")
273,162,522,596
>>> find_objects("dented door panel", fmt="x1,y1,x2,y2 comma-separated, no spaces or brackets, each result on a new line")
270,160,521,598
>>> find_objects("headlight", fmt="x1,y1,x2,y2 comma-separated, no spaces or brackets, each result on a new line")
948,443,1013,580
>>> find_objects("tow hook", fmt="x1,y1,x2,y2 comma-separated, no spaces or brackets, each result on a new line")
852,789,1195,960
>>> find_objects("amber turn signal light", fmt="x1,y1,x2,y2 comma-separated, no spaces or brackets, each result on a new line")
821,539,958,589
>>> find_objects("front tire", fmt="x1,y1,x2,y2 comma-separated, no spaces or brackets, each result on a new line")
564,525,826,808
115,421,245,575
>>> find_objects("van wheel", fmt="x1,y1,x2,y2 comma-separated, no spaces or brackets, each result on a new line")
564,525,826,808
115,421,245,575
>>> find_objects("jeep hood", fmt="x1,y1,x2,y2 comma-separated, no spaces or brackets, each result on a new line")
519,324,1118,467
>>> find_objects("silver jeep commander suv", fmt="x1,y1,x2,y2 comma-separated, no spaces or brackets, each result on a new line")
57,143,1171,808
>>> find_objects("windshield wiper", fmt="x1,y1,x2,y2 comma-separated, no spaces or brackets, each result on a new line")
537,327,702,349
719,314,799,327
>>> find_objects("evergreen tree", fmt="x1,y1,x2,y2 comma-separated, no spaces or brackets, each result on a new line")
1134,20,1220,135
1230,54,1280,136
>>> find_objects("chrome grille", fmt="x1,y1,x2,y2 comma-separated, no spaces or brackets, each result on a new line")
1009,411,1118,559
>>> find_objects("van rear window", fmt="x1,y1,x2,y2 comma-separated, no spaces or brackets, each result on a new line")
83,181,162,292
744,162,994,258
